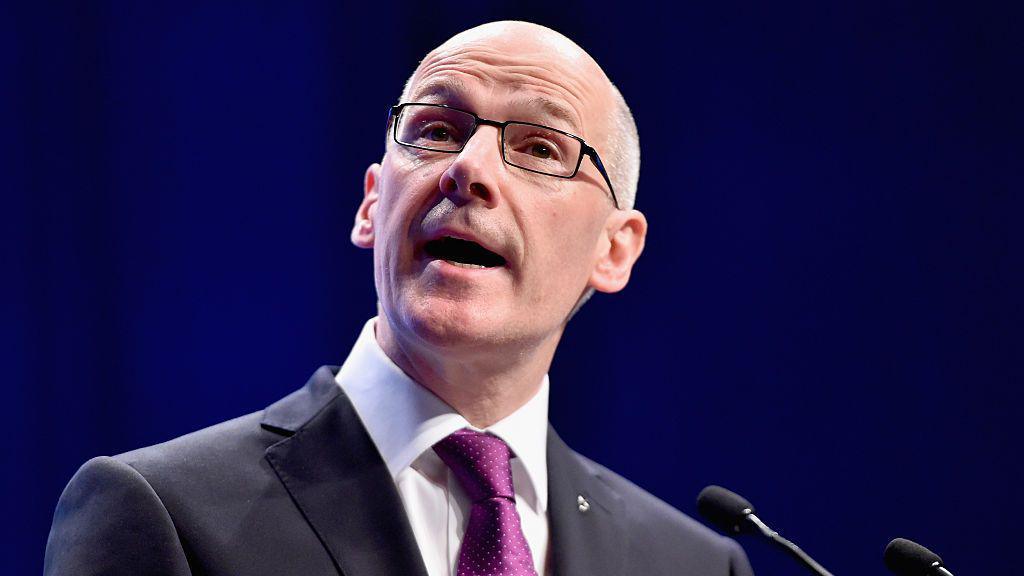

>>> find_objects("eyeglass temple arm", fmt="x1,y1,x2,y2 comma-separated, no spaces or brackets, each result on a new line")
585,147,621,209
386,105,400,129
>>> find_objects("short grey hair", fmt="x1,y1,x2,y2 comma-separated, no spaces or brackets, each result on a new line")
569,84,641,319
604,83,640,210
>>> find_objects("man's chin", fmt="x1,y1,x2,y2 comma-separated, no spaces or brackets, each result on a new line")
394,296,512,352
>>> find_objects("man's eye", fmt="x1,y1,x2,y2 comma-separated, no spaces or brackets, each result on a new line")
428,127,451,141
529,143,553,159
420,123,456,142
522,140,561,160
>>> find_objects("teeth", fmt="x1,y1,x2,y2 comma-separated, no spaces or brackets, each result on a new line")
445,260,487,269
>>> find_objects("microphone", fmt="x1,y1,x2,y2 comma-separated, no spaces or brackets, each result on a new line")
697,485,834,576
884,538,955,576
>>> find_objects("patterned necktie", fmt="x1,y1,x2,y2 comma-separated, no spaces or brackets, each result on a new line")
433,428,539,576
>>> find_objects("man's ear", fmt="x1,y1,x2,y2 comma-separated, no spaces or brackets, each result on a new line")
351,163,381,249
589,209,648,293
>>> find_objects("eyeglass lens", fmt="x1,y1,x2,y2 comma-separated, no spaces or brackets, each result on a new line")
395,104,582,177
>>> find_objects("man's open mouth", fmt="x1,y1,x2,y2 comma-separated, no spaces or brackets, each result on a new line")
423,236,507,269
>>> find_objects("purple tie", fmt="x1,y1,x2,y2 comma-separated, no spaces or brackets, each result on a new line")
433,429,539,576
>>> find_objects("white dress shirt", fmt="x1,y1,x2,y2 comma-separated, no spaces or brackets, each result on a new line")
334,317,550,576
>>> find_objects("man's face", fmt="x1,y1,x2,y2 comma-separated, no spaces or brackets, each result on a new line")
355,23,637,357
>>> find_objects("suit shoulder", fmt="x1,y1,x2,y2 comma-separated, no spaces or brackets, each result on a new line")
119,409,269,459
45,456,191,575
575,453,753,574
111,410,280,489
576,453,712,535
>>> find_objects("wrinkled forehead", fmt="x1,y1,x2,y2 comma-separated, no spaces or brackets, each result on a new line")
406,27,614,143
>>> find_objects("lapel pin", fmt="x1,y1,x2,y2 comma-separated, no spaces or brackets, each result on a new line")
577,495,590,513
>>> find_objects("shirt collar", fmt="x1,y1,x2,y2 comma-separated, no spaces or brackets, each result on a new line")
334,317,549,512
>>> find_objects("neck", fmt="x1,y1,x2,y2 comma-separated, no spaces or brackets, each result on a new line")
375,316,559,428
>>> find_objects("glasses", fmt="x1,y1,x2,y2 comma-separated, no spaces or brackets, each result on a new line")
387,102,620,209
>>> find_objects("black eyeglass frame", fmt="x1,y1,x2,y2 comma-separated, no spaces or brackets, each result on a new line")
387,102,620,209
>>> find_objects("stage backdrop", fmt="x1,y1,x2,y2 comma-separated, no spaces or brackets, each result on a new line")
5,2,1020,574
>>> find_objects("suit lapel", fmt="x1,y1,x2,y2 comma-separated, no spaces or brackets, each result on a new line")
262,367,429,576
547,427,627,576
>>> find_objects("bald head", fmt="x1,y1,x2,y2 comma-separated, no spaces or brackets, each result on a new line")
437,21,594,62
397,21,640,209
356,20,649,387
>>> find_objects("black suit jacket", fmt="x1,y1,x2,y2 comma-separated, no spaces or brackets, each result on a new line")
45,367,753,576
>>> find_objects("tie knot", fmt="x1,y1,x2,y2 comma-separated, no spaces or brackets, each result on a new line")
433,429,516,502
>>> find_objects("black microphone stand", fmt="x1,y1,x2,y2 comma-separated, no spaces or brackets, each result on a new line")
745,512,834,576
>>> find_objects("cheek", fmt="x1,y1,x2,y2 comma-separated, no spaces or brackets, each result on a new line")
387,147,446,192
373,162,414,288
374,156,448,291
528,205,602,299
377,157,438,243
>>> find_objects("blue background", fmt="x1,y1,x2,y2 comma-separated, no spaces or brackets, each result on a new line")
5,1,1021,574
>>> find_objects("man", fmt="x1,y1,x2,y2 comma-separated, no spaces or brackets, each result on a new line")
45,21,753,576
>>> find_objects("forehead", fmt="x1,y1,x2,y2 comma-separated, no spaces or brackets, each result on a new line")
411,76,584,134
406,33,613,140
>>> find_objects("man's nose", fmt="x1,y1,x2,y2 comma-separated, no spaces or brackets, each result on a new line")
438,125,504,207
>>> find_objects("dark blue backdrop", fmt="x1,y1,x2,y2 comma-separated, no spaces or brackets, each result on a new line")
6,2,1021,574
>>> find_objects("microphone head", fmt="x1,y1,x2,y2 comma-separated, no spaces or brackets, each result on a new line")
884,538,944,575
697,485,756,534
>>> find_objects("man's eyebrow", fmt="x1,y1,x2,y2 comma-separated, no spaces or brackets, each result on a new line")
511,96,582,134
410,78,468,102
